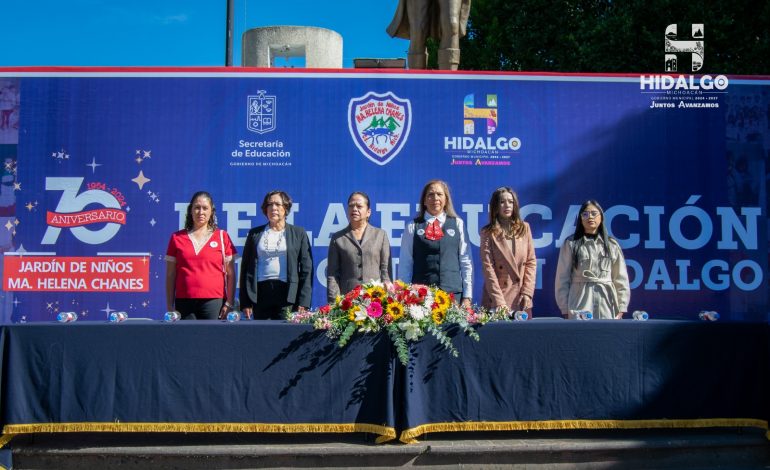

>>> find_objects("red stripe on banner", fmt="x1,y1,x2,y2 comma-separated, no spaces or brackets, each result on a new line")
46,209,126,227
0,66,767,80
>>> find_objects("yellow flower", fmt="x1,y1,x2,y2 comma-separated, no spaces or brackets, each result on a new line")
348,305,360,321
432,309,446,325
434,290,451,312
388,302,405,321
367,285,387,301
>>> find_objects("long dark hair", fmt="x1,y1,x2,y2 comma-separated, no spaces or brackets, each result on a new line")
482,186,525,238
571,199,611,268
184,191,217,231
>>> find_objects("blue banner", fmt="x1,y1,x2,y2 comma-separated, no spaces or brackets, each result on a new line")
1,70,767,322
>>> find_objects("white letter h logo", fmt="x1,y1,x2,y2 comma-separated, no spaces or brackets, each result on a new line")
665,24,704,72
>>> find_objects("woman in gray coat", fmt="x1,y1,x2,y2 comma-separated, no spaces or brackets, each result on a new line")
554,199,630,319
327,192,392,302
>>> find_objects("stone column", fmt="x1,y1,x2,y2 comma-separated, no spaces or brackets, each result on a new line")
242,26,343,68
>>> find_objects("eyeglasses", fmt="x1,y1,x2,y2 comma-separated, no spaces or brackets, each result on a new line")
581,210,600,219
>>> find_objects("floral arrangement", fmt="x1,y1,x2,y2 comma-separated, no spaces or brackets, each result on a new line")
286,280,516,365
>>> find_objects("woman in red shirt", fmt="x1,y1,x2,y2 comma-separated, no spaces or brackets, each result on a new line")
165,191,237,320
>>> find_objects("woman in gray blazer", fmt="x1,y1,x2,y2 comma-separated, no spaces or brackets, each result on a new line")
327,192,392,302
240,190,313,320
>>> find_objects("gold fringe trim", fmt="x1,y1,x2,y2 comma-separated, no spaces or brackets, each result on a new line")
399,418,769,443
3,422,396,440
0,433,15,449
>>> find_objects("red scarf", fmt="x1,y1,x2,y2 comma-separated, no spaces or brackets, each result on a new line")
425,218,443,241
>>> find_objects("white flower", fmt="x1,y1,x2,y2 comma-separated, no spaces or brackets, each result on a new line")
409,305,426,320
354,307,368,322
423,292,434,310
399,321,422,341
360,322,380,333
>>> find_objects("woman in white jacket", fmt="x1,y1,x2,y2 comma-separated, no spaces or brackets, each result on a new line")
555,200,630,319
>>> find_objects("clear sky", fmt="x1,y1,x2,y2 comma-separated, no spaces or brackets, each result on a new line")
0,0,409,67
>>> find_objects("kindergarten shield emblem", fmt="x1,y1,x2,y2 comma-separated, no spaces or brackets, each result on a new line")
348,92,412,166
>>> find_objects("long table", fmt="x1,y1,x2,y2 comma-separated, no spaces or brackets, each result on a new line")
0,321,398,442
0,320,767,444
398,320,769,442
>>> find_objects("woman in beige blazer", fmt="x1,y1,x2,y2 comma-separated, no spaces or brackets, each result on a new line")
327,192,392,302
480,187,537,315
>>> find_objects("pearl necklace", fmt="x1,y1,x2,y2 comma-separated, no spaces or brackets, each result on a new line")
262,228,285,256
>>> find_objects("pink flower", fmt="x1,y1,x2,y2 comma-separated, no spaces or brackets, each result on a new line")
366,301,383,318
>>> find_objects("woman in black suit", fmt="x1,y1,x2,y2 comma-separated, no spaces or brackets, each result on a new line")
239,190,313,319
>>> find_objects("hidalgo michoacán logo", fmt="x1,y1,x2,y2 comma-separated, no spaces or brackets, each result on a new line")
665,23,704,72
348,92,412,166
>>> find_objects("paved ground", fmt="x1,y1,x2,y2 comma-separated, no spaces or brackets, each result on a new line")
8,428,770,469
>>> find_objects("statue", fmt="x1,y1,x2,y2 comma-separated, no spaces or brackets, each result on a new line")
386,0,472,70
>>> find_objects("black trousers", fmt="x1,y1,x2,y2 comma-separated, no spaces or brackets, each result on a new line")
253,280,293,320
175,298,223,320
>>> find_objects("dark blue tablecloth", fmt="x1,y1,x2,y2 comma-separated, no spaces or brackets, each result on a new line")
1,321,397,441
398,320,769,442
0,320,767,444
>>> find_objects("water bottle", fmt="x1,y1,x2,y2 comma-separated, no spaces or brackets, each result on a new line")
513,310,528,321
572,310,593,321
226,310,241,322
698,310,719,321
163,311,181,323
108,311,128,323
57,311,78,323
632,310,649,321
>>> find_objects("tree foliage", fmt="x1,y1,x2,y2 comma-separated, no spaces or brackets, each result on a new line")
459,0,770,74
